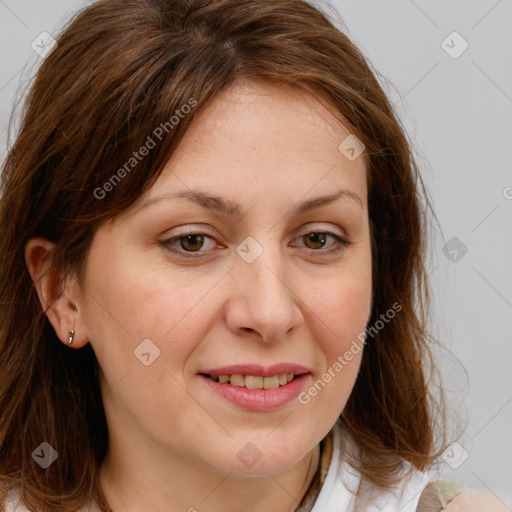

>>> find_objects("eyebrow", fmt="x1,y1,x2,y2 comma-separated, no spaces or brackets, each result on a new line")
138,188,363,218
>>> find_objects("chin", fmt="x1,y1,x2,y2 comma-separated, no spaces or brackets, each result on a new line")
204,436,310,477
224,454,304,478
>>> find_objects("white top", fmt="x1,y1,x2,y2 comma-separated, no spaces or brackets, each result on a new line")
311,421,435,512
4,423,436,512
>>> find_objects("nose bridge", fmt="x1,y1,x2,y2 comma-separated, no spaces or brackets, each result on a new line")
228,235,302,341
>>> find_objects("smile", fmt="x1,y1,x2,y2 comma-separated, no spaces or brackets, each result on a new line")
204,373,297,389
198,373,311,412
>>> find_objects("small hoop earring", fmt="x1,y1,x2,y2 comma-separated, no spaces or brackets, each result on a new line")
68,329,74,346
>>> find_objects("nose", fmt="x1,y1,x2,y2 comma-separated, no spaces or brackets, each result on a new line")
224,244,304,342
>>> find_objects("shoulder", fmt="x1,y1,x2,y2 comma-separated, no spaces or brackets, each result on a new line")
416,480,512,512
445,490,512,512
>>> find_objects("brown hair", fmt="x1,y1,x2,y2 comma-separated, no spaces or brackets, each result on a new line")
0,0,449,510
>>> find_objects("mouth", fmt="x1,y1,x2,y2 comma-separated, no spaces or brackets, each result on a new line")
197,365,311,412
199,372,303,389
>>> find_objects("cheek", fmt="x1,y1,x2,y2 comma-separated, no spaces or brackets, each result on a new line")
84,248,222,369
297,279,369,420
324,283,371,346
306,262,372,353
298,251,372,408
311,281,370,382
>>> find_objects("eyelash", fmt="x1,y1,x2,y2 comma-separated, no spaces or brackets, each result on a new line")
159,229,351,258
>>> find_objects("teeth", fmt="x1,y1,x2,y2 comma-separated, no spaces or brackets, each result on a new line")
230,374,245,387
245,376,264,389
263,376,280,389
210,373,297,389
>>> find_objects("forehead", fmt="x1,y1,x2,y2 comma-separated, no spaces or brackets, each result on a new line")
137,80,368,214
180,80,360,158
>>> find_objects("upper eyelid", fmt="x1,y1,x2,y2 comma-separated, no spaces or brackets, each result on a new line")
160,228,348,254
162,222,347,239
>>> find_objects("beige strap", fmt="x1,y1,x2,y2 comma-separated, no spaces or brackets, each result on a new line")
416,480,467,512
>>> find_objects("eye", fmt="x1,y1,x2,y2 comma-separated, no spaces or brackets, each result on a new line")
160,229,350,258
160,231,219,256
293,231,350,254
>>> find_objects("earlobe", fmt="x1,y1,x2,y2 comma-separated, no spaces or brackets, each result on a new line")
24,237,88,348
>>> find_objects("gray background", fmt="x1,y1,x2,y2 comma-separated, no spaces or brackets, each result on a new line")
0,0,510,499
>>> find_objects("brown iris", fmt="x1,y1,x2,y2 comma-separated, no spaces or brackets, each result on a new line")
179,234,205,252
303,232,326,249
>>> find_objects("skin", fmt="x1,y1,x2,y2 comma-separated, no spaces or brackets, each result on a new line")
25,81,373,512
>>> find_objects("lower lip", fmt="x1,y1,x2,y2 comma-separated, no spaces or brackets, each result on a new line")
198,374,310,412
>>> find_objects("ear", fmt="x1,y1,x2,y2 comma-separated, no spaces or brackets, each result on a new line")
24,237,89,348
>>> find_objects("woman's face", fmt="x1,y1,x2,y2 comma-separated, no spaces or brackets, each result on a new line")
79,81,372,476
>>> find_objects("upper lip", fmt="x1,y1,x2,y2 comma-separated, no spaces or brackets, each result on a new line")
198,363,310,377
